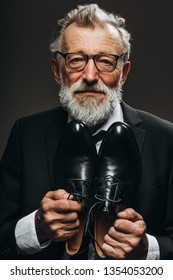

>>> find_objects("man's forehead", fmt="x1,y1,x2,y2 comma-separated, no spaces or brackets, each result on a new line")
62,22,122,51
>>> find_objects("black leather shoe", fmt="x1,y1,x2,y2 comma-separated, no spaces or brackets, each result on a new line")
53,120,97,256
94,121,142,258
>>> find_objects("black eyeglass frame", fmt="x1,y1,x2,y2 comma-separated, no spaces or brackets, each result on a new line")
54,51,127,73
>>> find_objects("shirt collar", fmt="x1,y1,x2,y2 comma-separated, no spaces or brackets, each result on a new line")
94,102,123,134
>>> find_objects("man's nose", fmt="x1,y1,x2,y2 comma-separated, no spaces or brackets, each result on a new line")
82,59,99,83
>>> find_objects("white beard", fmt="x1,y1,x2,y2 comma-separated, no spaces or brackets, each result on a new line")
58,78,123,127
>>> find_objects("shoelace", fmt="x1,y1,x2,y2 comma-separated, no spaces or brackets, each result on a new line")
86,175,125,256
66,179,92,255
66,176,129,256
95,175,123,204
67,179,102,255
67,179,90,204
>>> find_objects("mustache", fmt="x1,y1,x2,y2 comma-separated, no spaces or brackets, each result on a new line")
70,81,109,95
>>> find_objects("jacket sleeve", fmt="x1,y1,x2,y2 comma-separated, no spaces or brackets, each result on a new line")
0,121,22,258
156,158,173,259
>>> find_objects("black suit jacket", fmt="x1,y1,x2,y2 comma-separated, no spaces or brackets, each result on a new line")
1,102,173,259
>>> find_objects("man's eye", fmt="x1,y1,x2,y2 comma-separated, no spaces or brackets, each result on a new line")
69,57,85,64
99,59,113,65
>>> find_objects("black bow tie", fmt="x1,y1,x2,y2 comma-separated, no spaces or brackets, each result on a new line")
93,130,106,144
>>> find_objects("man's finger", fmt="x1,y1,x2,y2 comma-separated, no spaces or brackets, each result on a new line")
45,189,72,200
117,208,143,222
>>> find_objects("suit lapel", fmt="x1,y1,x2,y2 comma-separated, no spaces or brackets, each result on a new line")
45,108,68,188
121,102,146,157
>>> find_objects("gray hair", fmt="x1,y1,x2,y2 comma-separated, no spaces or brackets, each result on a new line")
49,4,131,60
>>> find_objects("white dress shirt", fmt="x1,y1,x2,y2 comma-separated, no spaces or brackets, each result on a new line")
15,102,160,259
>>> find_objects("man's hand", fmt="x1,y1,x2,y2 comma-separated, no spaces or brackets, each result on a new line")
35,189,83,243
101,208,148,259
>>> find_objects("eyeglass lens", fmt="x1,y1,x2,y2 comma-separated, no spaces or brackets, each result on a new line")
66,54,118,72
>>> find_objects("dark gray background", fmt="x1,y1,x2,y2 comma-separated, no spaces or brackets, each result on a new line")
1,0,172,158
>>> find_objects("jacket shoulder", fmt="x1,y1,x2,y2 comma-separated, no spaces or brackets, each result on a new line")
18,107,66,125
136,108,173,132
122,101,173,134
13,107,67,132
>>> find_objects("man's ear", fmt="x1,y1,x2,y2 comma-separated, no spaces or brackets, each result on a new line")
51,58,61,85
121,61,131,86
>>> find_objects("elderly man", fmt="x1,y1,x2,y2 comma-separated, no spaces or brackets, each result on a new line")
0,4,173,260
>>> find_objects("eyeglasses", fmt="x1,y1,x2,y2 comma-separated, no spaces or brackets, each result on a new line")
54,51,127,73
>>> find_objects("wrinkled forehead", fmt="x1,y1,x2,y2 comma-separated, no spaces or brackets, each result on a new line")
61,22,124,53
